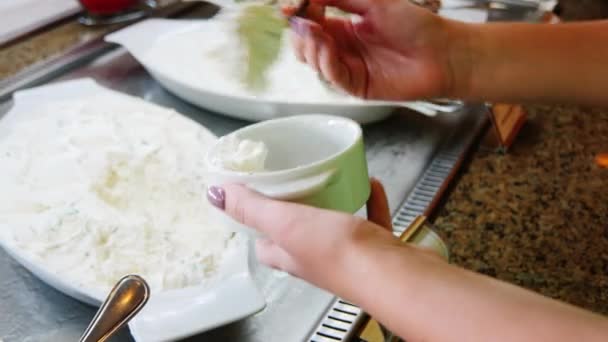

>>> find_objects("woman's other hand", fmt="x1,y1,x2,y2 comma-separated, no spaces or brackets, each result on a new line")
284,0,468,101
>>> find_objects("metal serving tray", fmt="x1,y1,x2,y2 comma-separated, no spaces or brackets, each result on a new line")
0,46,485,342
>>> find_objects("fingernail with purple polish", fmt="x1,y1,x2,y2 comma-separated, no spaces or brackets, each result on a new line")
289,17,307,36
207,186,225,210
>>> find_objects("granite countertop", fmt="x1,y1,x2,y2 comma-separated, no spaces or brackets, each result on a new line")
0,3,217,79
433,105,608,314
1,0,607,320
432,0,608,315
0,20,112,79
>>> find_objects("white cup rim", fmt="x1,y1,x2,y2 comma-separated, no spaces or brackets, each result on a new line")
205,114,363,179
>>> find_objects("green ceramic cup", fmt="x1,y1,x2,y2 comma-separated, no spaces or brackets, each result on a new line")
206,114,371,232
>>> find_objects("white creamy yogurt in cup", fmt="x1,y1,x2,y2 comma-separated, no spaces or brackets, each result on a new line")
209,135,269,172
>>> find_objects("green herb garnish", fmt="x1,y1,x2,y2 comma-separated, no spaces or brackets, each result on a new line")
236,5,287,91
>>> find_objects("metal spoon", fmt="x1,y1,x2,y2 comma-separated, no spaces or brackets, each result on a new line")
356,99,465,116
79,275,150,342
441,0,541,10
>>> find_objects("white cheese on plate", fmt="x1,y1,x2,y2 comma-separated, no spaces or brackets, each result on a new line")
0,94,238,294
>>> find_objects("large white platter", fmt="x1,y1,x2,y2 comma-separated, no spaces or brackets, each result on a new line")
0,79,265,342
105,18,396,124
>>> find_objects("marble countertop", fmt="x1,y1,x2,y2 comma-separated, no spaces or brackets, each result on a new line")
1,0,606,318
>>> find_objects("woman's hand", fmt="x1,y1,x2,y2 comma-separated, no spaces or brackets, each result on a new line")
206,179,608,341
287,0,608,106
206,179,406,295
285,0,467,100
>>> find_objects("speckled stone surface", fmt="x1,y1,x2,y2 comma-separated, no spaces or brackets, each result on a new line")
433,105,608,314
557,0,608,20
0,3,216,80
0,21,114,79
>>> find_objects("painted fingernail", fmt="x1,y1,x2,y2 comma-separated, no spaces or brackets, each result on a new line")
289,17,308,36
207,186,225,210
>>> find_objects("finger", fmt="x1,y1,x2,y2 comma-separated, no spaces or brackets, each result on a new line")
255,238,298,272
312,0,371,15
290,31,306,62
289,16,314,38
216,184,353,248
317,31,351,93
366,178,393,231
291,17,327,73
289,17,315,63
291,16,351,89
306,3,326,23
281,4,325,23
303,25,324,72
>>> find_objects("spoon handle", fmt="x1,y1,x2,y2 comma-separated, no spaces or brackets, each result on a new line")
362,100,464,116
79,275,150,342
405,100,465,113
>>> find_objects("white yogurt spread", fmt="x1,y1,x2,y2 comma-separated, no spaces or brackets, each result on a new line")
143,15,363,104
210,135,268,172
0,94,238,293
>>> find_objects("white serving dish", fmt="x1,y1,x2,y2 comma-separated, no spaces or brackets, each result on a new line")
0,79,265,342
105,18,396,124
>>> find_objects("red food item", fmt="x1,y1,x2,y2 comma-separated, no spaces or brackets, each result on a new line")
280,6,296,17
79,0,139,15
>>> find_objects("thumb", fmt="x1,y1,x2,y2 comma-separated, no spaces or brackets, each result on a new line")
208,183,353,249
282,3,325,23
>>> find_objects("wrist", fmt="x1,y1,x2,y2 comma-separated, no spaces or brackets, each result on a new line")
444,19,479,99
340,232,413,303
333,229,400,301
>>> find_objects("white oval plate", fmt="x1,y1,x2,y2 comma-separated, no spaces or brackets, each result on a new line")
105,18,397,124
0,78,265,342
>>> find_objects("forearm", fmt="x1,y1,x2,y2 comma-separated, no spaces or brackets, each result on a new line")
448,20,608,106
344,242,608,342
